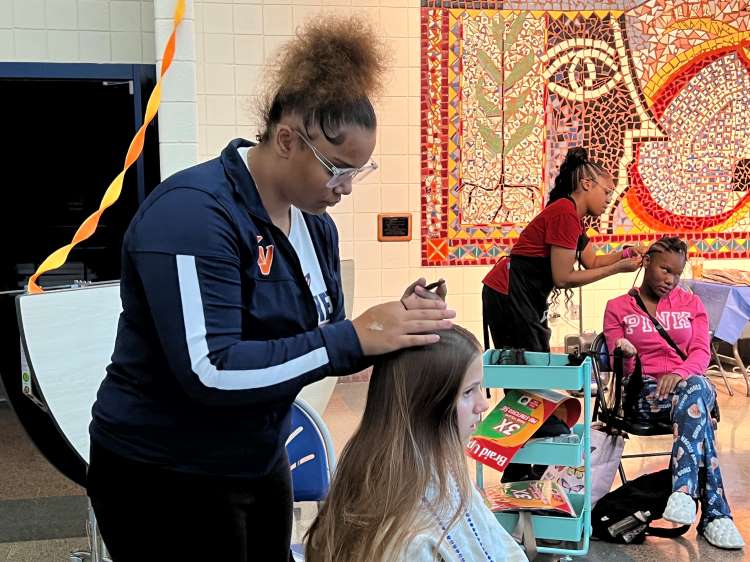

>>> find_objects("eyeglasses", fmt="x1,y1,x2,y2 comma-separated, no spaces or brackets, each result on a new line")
294,130,378,189
589,178,615,200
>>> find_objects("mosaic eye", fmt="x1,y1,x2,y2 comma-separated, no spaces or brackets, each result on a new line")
541,40,623,102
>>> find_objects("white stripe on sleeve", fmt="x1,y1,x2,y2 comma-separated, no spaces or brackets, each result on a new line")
176,254,330,390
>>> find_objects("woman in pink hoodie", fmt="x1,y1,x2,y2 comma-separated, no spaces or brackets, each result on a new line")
603,236,743,550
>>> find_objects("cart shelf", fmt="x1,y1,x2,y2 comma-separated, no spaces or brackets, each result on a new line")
482,350,590,390
477,351,592,558
495,493,586,542
513,424,585,467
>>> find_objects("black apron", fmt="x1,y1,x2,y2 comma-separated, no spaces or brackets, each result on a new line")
483,231,588,352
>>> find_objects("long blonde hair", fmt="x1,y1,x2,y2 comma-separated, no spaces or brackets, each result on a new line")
305,325,482,562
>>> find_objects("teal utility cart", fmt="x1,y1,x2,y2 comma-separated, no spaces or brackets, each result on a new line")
476,351,592,560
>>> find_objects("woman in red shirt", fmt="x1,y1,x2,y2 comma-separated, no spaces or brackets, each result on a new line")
482,147,643,353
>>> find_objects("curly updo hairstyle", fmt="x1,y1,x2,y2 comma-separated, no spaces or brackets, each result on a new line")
257,15,387,145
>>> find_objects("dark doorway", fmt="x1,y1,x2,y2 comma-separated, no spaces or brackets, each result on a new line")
1,64,160,290
0,63,160,503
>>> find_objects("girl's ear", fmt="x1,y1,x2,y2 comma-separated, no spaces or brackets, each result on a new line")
273,124,296,159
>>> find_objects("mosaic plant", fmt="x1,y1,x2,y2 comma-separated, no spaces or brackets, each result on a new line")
421,1,750,265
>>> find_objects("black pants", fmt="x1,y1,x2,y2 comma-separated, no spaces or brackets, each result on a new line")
87,441,294,562
482,285,550,352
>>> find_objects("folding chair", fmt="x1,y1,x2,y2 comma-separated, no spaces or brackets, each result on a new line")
706,323,750,397
589,333,672,484
706,332,735,396
286,397,337,561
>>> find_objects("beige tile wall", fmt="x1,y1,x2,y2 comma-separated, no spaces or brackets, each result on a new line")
191,1,750,348
1,0,156,63
154,0,199,178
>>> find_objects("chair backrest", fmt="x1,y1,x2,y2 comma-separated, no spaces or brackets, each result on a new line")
286,397,336,502
591,332,611,372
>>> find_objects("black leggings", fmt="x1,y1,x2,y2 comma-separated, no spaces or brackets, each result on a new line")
87,441,294,562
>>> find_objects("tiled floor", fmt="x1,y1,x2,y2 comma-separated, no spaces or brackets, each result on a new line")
2,375,750,561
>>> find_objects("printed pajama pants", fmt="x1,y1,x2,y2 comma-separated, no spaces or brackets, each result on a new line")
633,374,732,530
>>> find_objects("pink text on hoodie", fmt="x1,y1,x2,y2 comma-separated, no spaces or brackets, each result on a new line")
603,287,710,381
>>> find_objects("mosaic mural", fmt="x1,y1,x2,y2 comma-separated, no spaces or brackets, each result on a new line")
420,1,750,265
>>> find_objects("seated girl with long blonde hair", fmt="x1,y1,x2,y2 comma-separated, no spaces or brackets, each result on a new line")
305,325,527,562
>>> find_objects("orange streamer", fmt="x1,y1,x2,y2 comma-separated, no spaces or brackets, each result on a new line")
28,0,186,293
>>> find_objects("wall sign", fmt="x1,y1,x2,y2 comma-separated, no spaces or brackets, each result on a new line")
377,213,412,242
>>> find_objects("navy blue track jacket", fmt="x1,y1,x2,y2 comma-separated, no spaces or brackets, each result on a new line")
90,139,365,477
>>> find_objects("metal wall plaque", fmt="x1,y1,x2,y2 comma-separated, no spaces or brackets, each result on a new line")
377,213,412,242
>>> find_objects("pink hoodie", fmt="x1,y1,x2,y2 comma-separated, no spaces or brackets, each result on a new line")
603,286,710,381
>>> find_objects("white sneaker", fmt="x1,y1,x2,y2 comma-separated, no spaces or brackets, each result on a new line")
662,492,696,525
703,518,745,549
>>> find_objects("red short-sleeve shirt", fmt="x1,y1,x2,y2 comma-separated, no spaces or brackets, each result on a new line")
483,198,583,294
